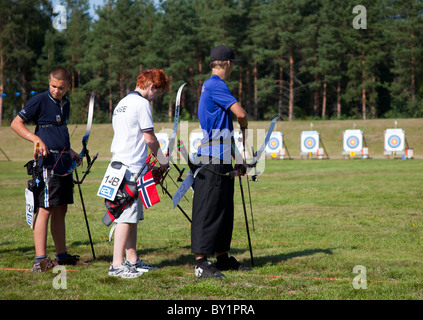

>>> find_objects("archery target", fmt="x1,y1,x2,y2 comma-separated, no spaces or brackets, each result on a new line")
388,135,401,148
156,133,169,153
301,131,319,153
384,129,405,152
343,130,363,152
189,131,203,156
265,131,283,157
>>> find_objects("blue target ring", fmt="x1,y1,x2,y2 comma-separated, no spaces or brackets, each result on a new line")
158,139,167,151
388,135,401,148
304,137,316,150
268,137,280,150
346,136,359,149
192,138,202,151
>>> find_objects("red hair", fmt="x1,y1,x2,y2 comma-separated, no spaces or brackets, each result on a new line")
136,69,169,93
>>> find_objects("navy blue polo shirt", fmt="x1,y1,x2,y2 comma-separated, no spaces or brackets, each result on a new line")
197,75,237,161
18,90,72,174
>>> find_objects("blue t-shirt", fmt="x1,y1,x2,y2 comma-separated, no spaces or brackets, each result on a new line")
197,75,237,161
18,90,72,173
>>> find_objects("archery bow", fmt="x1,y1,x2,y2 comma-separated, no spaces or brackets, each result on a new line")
72,93,96,260
237,116,279,267
156,83,192,223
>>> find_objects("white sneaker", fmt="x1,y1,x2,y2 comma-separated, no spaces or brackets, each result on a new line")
129,259,158,273
108,261,143,278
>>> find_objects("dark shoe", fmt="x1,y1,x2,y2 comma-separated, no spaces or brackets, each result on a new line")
215,256,252,271
58,254,89,266
31,257,59,273
195,260,225,279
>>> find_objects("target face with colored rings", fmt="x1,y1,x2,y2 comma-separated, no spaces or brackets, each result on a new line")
304,137,317,150
388,135,401,148
346,136,359,149
192,139,202,151
158,139,167,151
268,137,280,150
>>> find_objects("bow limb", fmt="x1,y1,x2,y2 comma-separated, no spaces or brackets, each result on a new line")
240,133,255,232
68,93,95,173
245,116,279,172
250,116,279,164
168,83,187,158
165,83,187,182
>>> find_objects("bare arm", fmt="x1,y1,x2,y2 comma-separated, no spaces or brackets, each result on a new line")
10,115,48,158
230,102,248,129
230,102,249,148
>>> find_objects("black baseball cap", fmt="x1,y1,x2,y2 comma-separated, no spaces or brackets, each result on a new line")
210,45,242,62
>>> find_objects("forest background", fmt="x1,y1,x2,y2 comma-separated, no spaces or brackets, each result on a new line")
0,0,422,126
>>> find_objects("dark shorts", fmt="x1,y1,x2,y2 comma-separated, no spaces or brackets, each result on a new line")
191,163,234,255
37,168,74,208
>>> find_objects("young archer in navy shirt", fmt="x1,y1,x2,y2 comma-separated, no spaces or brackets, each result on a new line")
11,67,87,272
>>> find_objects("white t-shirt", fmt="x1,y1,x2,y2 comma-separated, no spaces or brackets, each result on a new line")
110,91,154,173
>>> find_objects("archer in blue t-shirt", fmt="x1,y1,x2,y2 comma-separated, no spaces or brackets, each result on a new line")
192,45,251,279
197,74,238,162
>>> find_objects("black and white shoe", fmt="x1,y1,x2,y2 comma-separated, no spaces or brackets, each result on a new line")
126,259,158,273
108,261,143,279
215,256,252,271
195,260,225,279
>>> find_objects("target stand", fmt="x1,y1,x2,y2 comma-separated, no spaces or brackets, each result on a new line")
383,128,413,159
300,131,329,159
265,131,291,159
342,129,369,159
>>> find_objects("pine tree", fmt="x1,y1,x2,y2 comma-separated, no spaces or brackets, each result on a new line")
344,0,388,119
0,0,14,125
316,0,347,119
0,0,51,124
387,0,423,117
147,0,196,120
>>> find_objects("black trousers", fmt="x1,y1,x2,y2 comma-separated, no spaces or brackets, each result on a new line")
191,163,234,255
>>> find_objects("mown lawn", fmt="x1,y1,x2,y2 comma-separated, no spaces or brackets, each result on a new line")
1,158,422,303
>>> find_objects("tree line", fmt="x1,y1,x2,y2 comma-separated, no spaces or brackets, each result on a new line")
0,0,422,126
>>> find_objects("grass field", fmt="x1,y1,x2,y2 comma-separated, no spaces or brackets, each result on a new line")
0,120,422,304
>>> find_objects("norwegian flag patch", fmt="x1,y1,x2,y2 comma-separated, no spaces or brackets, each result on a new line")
137,170,160,209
